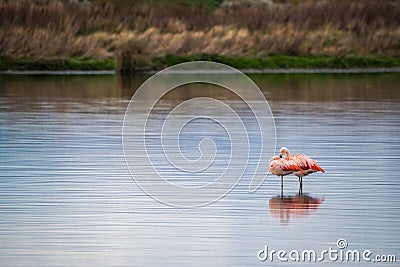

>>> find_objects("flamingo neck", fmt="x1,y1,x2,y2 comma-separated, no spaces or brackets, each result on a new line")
284,149,291,160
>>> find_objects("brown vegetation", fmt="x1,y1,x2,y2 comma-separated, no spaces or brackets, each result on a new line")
0,0,399,63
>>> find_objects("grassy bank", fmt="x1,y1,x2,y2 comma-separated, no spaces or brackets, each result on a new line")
0,58,114,71
2,55,399,73
1,0,400,72
149,54,400,70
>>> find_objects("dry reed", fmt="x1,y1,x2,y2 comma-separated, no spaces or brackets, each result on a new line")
0,0,399,62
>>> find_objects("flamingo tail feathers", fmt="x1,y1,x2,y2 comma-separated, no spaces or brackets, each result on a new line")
313,163,325,173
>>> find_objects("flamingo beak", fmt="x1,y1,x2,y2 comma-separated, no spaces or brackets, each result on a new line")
279,155,282,158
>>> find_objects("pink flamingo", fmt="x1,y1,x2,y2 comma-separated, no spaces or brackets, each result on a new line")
269,156,303,194
279,147,325,191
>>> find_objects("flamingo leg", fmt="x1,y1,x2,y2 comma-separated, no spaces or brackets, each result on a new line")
280,175,283,196
298,177,303,195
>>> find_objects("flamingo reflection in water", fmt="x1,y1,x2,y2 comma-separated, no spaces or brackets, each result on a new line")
269,193,324,224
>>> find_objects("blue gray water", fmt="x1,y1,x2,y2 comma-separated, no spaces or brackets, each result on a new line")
0,74,399,266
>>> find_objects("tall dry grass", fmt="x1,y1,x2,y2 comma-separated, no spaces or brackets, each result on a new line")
0,0,399,61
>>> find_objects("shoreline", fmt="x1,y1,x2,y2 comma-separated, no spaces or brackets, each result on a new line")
2,0,400,75
2,67,400,76
2,54,400,75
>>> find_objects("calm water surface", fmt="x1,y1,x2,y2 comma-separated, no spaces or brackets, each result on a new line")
0,73,399,266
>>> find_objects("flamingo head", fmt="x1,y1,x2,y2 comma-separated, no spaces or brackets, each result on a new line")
269,155,280,163
268,155,280,169
279,147,290,159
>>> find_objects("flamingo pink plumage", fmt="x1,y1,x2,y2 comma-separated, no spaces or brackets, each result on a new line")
279,147,325,190
269,155,303,194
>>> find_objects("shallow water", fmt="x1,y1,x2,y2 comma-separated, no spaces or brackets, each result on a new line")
0,73,399,266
